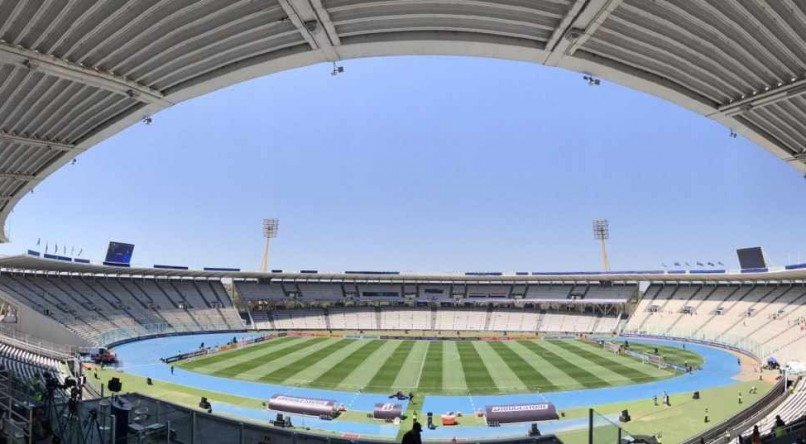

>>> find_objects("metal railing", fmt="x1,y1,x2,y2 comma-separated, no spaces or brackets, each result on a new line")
0,324,75,359
681,377,789,444
97,322,236,347
623,327,770,360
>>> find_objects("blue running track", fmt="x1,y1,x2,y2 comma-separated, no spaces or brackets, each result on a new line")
113,334,740,439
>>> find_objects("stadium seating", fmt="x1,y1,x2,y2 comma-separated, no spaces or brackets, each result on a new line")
245,306,620,335
0,339,67,387
0,274,243,345
625,283,806,362
729,378,806,443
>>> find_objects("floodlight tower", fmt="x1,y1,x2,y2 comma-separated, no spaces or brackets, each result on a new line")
592,219,611,272
259,218,279,273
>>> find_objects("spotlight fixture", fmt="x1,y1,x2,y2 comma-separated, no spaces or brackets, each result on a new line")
142,116,153,125
331,62,344,76
729,129,737,138
583,75,601,86
592,219,610,271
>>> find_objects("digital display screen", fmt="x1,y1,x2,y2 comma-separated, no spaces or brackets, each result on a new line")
737,247,766,269
105,241,135,264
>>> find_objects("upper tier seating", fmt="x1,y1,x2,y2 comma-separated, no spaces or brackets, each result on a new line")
232,281,637,304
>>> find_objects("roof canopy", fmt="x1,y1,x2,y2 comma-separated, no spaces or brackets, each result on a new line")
2,255,805,283
1,0,806,241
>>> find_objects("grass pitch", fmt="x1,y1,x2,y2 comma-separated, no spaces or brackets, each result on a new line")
179,338,688,394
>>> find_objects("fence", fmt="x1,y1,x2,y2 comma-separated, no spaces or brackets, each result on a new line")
589,408,635,444
0,324,75,359
48,393,561,444
621,329,766,361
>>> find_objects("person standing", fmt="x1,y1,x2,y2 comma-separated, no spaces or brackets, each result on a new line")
402,421,422,444
751,425,761,444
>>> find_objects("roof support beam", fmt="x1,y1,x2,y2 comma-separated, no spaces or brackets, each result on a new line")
0,41,173,107
277,0,340,61
711,78,806,117
543,0,624,66
309,0,341,47
0,131,75,151
0,172,35,180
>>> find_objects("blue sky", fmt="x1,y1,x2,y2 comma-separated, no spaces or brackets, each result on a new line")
2,56,804,272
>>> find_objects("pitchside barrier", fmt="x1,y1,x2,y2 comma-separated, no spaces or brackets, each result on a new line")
268,395,338,418
163,334,273,363
484,402,559,425
373,403,403,420
589,408,635,444
71,392,562,444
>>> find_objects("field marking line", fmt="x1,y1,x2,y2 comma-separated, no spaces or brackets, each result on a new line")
414,340,430,390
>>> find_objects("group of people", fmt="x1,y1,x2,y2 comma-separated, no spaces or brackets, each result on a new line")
653,391,672,407
746,415,787,444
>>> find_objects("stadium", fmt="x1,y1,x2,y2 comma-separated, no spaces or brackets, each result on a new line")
0,1,805,444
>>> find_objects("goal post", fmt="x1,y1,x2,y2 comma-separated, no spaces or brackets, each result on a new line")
644,353,665,369
603,341,623,355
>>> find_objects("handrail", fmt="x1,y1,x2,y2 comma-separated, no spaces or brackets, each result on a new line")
0,324,74,359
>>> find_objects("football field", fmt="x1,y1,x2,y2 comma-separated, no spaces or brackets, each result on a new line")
178,337,690,394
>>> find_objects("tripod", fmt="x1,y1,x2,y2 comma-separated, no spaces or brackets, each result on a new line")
81,408,107,444
56,397,83,443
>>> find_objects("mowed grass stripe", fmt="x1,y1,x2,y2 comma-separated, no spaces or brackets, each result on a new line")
539,340,632,385
519,341,607,388
473,342,527,392
488,341,558,392
442,341,468,393
338,340,401,391
364,341,415,392
181,337,295,370
506,342,581,390
236,339,342,380
555,341,660,383
212,338,327,377
258,339,355,383
566,341,669,380
283,339,368,385
184,338,301,372
311,340,385,388
417,341,443,393
456,342,497,393
393,341,428,391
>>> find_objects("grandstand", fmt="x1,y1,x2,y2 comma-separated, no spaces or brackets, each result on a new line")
0,0,805,441
0,271,243,346
626,282,806,363
0,258,805,443
729,378,806,443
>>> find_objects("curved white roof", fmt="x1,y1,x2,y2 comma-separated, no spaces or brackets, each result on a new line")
1,1,806,241
1,254,805,282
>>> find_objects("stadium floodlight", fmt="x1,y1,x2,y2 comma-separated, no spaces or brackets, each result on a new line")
259,218,279,273
592,219,610,272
